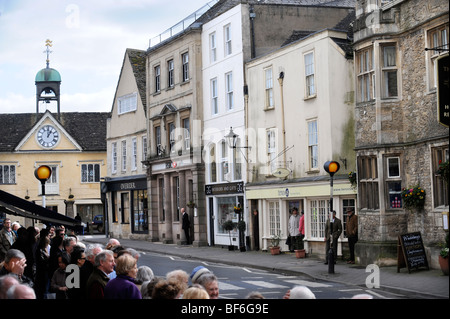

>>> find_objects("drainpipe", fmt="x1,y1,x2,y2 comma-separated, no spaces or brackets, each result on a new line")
249,6,256,59
278,72,286,168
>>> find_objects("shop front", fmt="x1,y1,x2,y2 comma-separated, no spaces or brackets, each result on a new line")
246,178,356,257
205,181,246,248
102,175,149,239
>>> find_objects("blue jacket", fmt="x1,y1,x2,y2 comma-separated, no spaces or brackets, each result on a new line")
104,274,142,299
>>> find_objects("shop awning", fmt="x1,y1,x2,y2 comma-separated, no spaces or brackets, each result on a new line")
0,189,83,228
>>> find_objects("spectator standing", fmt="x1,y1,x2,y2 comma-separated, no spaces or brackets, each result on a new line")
346,208,358,264
0,218,16,263
49,252,70,299
86,250,115,299
34,235,51,299
0,249,33,287
104,254,141,299
181,207,191,245
196,273,219,299
324,210,342,264
288,208,301,252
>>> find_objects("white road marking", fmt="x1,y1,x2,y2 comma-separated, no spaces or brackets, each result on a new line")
284,279,332,288
243,281,289,289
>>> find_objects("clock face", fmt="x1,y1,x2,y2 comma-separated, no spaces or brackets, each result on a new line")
37,125,59,148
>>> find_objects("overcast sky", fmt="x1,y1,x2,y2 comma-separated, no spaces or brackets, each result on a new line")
0,0,210,114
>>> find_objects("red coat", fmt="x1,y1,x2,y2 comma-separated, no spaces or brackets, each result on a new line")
298,215,305,235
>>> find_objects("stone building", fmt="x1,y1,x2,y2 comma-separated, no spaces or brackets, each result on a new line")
353,0,449,268
103,48,149,239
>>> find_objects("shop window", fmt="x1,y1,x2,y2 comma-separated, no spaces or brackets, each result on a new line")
218,197,238,234
269,201,280,237
132,190,148,233
309,199,328,239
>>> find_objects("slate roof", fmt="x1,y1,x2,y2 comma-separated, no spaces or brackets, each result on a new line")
126,49,147,113
0,112,110,152
281,9,355,58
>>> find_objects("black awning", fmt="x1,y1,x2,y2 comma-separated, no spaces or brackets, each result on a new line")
0,189,82,228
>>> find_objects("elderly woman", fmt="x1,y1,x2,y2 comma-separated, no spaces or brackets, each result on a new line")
104,254,141,299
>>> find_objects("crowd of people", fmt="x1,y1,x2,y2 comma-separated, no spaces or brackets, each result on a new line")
1,215,367,300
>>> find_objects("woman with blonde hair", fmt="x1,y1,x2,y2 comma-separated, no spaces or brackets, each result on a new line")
182,285,210,299
104,254,141,299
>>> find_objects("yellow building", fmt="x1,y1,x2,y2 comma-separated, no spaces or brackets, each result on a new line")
0,60,109,230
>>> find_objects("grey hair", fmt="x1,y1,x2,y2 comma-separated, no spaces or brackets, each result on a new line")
4,249,25,263
94,250,114,267
126,248,141,260
135,266,154,284
86,243,103,257
196,273,218,287
289,285,316,299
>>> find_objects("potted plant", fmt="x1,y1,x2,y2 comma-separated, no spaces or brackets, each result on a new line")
222,220,236,251
438,233,449,276
294,236,306,258
269,233,281,255
234,204,242,214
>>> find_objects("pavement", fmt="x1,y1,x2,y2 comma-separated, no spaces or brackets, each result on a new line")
80,235,449,299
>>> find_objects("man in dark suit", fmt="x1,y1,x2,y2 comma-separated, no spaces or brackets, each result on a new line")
324,210,342,264
181,207,191,245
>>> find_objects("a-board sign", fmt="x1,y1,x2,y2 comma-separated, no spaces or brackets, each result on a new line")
397,232,429,273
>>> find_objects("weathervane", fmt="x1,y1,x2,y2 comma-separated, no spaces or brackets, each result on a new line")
44,39,53,68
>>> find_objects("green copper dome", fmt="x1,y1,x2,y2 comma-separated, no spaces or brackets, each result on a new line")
35,67,61,82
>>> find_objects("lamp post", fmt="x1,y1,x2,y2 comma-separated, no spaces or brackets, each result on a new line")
324,160,340,274
34,165,52,208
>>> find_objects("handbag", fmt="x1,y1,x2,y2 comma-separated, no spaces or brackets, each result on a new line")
285,235,291,246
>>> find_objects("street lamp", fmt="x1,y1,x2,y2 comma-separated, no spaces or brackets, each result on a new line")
34,165,52,208
324,160,340,274
225,127,251,150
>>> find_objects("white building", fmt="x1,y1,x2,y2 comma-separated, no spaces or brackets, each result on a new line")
245,27,356,256
202,3,248,248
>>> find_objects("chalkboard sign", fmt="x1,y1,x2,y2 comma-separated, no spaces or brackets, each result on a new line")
397,232,429,273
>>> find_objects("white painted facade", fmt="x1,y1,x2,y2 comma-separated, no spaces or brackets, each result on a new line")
245,29,357,255
202,4,248,247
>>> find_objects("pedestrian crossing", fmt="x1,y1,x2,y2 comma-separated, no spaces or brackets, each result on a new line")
217,276,333,299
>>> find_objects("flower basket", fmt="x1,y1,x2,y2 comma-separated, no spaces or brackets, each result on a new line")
234,204,242,214
186,201,196,209
401,185,426,210
348,171,357,189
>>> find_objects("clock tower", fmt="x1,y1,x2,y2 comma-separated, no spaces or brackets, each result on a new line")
35,39,61,120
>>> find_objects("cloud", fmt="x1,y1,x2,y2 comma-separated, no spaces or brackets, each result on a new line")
0,0,210,113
